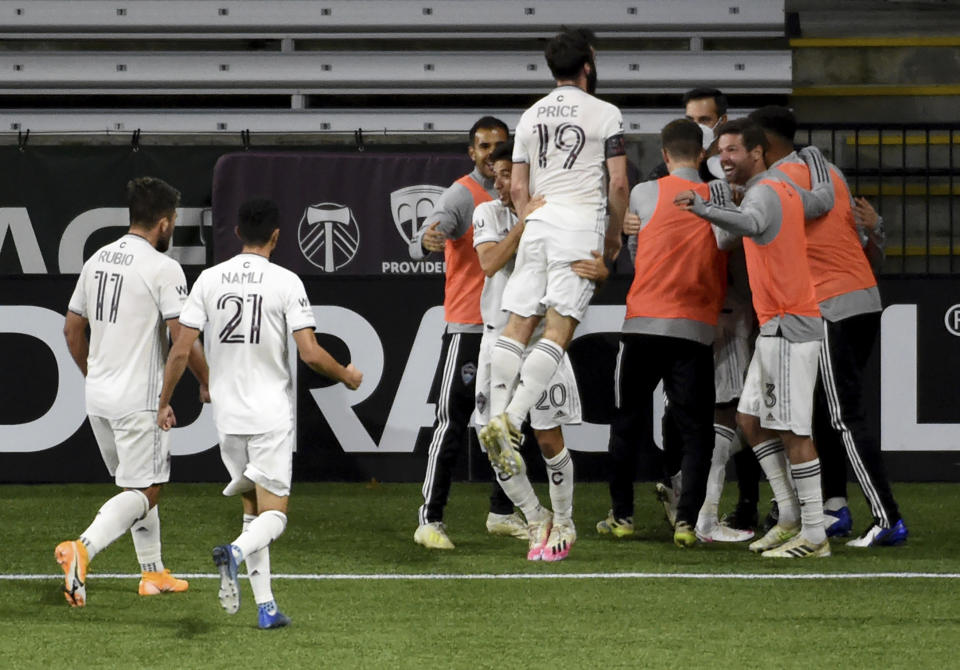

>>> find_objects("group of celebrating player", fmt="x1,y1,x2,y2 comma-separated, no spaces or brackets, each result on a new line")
52,26,908,629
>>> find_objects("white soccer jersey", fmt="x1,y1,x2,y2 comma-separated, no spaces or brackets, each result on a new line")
513,85,624,232
472,199,518,331
68,234,188,420
179,253,316,435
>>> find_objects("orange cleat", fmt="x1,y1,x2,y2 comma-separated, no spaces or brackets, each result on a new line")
138,569,189,595
55,540,89,608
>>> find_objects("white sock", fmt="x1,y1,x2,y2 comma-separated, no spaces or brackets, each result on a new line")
792,459,827,544
824,496,847,512
752,439,800,527
131,505,164,573
670,470,682,497
232,510,287,564
729,427,746,455
242,513,274,606
696,425,734,530
495,468,546,523
490,336,525,417
80,489,150,560
544,447,574,523
506,339,564,428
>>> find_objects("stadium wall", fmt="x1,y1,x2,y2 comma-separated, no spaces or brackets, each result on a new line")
1,145,958,483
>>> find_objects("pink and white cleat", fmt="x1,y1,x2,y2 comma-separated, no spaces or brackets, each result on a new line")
526,514,553,561
542,520,577,562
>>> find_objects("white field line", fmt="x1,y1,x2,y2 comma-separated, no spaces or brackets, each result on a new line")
7,571,960,581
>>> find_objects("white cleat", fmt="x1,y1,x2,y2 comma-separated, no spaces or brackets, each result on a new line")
654,482,678,529
486,512,529,540
414,522,455,550
748,523,800,553
479,414,525,476
696,521,755,543
542,520,577,562
761,534,831,558
526,514,553,561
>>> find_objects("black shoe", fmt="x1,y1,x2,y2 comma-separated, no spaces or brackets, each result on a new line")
721,502,759,531
758,499,779,535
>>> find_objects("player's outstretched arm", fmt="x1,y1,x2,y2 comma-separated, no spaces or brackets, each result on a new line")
63,311,89,377
292,328,363,390
157,325,201,430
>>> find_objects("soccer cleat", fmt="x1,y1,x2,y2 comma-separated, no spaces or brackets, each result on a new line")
212,544,242,614
654,482,678,529
847,519,909,548
542,520,576,562
673,520,697,548
748,523,799,553
720,502,759,531
138,569,189,596
414,522,455,550
55,540,89,608
696,522,755,543
257,601,292,629
761,534,831,558
596,510,635,538
479,414,525,476
486,512,529,540
526,515,553,561
824,506,853,538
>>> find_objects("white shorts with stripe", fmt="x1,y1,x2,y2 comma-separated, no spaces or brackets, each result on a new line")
89,411,170,489
218,423,294,498
713,327,753,404
474,329,582,430
737,335,820,436
501,220,600,323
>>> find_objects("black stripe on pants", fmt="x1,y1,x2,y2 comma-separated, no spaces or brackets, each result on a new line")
418,330,513,525
611,333,715,525
814,311,901,526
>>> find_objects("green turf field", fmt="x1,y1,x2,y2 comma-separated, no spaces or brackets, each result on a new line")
2,481,959,669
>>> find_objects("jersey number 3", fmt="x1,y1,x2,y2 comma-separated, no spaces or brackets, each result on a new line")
535,123,586,169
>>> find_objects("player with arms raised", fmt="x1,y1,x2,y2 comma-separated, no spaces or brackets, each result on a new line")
480,27,628,557
158,198,362,628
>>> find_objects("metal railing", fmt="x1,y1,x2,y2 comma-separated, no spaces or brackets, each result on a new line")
797,122,960,276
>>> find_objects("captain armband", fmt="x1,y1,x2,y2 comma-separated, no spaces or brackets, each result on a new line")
604,134,626,159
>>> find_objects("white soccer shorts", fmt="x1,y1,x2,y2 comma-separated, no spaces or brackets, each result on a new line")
501,220,600,323
713,326,753,404
89,411,170,489
738,335,821,436
474,329,582,430
218,423,294,498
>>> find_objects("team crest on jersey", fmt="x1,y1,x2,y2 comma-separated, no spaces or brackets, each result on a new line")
298,203,360,272
461,362,477,385
389,185,445,244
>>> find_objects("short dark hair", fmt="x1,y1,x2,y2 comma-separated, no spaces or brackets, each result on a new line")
660,119,703,162
237,198,280,245
748,105,797,142
469,116,508,145
715,118,768,153
563,25,596,47
682,87,729,117
127,177,180,228
544,27,593,80
490,141,514,164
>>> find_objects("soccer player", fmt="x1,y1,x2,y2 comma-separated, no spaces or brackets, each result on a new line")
676,118,830,558
57,176,207,607
474,141,606,561
409,116,527,550
481,30,628,551
598,119,733,547
750,105,907,547
157,198,362,629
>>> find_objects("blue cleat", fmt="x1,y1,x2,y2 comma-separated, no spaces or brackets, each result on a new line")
212,544,241,614
847,519,909,548
824,506,853,538
258,601,291,629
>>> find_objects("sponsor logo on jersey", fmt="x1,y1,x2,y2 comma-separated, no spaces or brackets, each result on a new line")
389,185,445,245
298,203,360,272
